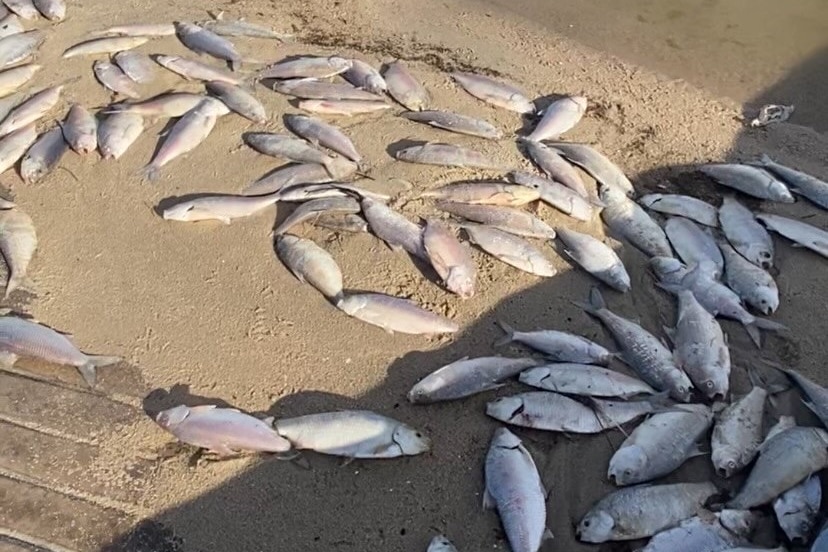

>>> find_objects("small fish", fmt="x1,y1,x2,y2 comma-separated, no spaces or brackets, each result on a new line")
97,112,143,159
162,193,279,224
298,99,391,116
0,207,35,297
335,293,458,334
60,104,97,155
63,36,149,58
273,197,359,235
774,474,821,543
422,181,539,206
521,140,589,198
32,0,64,20
700,164,794,203
577,287,692,402
284,114,361,163
382,60,430,111
576,482,718,542
452,72,534,114
408,356,537,404
711,387,767,478
494,320,611,364
395,143,500,170
274,410,430,458
0,315,120,386
402,110,502,140
508,170,595,221
343,59,386,95
259,56,351,80
0,64,40,98
556,228,630,291
520,364,656,398
206,81,266,123
719,241,778,314
548,142,634,196
719,196,774,268
437,201,555,239
2,0,37,20
175,21,242,70
780,369,828,430
0,122,35,172
105,92,205,118
243,163,333,196
756,213,828,260
276,234,343,300
361,197,425,258
639,194,718,227
423,219,476,298
664,217,724,276
642,510,758,552
314,213,367,233
0,30,45,69
0,13,24,39
600,184,672,257
93,61,141,98
526,95,587,141
200,17,292,40
608,404,713,485
90,23,176,37
426,535,458,552
271,78,382,101
155,405,291,456
464,225,556,276
276,182,386,202
20,126,68,184
154,55,243,85
113,51,155,84
244,132,355,178
754,154,828,210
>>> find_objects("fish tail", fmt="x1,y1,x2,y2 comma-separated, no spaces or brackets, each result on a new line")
137,164,160,182
3,274,21,299
759,153,773,165
744,323,762,348
752,317,786,332
493,320,516,347
571,286,605,315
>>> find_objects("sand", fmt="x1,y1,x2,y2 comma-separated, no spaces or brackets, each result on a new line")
1,0,827,551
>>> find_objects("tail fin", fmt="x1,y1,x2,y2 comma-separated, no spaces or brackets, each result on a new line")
759,154,773,165
745,317,786,347
77,355,121,387
493,320,516,347
573,286,605,314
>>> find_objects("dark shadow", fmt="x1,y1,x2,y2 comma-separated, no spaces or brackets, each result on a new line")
384,138,428,158
143,385,239,418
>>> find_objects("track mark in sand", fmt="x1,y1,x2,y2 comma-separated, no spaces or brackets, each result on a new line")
0,367,144,410
0,413,98,445
0,529,81,552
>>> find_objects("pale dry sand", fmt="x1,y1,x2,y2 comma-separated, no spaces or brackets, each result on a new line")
2,0,828,551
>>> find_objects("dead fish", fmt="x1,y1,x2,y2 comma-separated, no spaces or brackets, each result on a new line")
576,482,718,542
520,364,656,398
273,197,359,235
556,227,630,291
774,474,821,543
402,110,502,140
0,64,40,98
0,13,23,39
60,104,97,155
141,97,229,179
0,198,14,209
495,320,611,364
521,140,589,198
335,293,458,334
422,181,539,206
0,30,45,69
284,114,361,163
639,194,718,227
764,415,796,444
548,142,634,196
382,60,430,111
20,126,68,184
711,387,767,478
609,404,713,485
427,535,458,552
464,225,556,276
259,56,351,80
642,510,758,552
2,0,37,20
485,428,551,552
600,184,672,257
206,81,266,123
314,213,367,233
276,234,343,299
244,132,354,178
437,201,556,239
32,0,64,20
274,410,430,458
174,22,242,70
63,36,149,58
271,78,382,101
298,99,391,116
200,17,292,41
452,72,534,114
243,163,334,196
155,405,291,456
719,197,774,268
719,241,778,314
162,193,279,224
754,154,828,210
423,219,476,298
408,356,537,404
276,182,386,203
361,197,425,258
0,208,35,297
343,59,386,95
577,287,693,402
0,122,34,172
105,92,205,118
700,164,794,203
93,61,141,98
90,23,176,37
113,51,155,84
509,170,595,221
780,369,828,430
0,315,120,386
756,213,828,260
154,55,243,85
664,217,724,276
729,426,828,508
526,95,587,141
97,112,143,159
395,143,501,170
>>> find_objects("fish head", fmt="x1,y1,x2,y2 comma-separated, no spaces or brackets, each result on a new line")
597,183,626,206
607,445,647,485
777,504,817,543
162,201,198,221
490,427,522,448
446,267,475,299
608,265,632,293
486,396,525,423
770,182,795,204
752,286,779,315
156,405,191,429
717,509,760,538
711,446,740,478
666,371,694,403
391,424,431,455
407,378,439,404
698,372,728,401
576,509,615,543
328,56,353,71
426,535,457,552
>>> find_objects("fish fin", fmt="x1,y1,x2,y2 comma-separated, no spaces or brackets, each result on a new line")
482,488,496,510
137,164,160,182
261,416,275,425
744,323,762,348
759,153,773,165
752,317,786,332
543,528,554,541
662,325,675,343
0,351,18,368
493,320,516,347
77,355,121,387
571,287,604,315
209,443,238,458
687,443,709,458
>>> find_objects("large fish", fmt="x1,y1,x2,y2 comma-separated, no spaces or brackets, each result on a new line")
495,320,611,364
599,184,671,257
710,387,767,478
408,356,537,404
451,72,534,114
276,234,343,300
422,219,476,298
700,163,794,202
556,227,630,291
0,207,36,297
336,293,458,335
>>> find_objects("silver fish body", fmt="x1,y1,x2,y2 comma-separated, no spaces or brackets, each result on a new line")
0,207,35,297
314,213,367,233
556,227,630,291
199,18,291,40
719,196,774,268
520,364,656,398
700,163,794,202
2,0,38,19
0,64,40,97
259,56,351,80
521,140,589,198
154,55,242,85
383,60,430,111
276,234,343,299
61,104,97,154
526,95,587,141
774,474,821,543
174,22,242,70
438,201,555,239
20,126,68,184
396,143,500,170
284,114,361,162
272,78,382,101
756,213,828,260
600,184,672,257
105,92,205,118
495,320,610,364
32,0,64,20
97,112,143,159
206,81,266,123
711,386,767,478
273,197,359,235
0,122,34,172
244,132,353,178
162,193,278,224
664,217,723,276
243,163,333,196
362,197,424,258
408,356,537,404
0,83,62,137
113,50,155,84
639,194,718,227
297,99,391,116
642,510,757,552
335,293,458,334
423,219,476,298
422,182,540,206
0,30,45,68
63,36,149,58
719,241,778,314
402,110,501,140
487,391,611,433
508,170,594,221
0,14,24,39
427,535,458,552
452,72,534,114
464,225,556,276
756,154,828,209
93,61,141,98
343,59,386,95
782,369,828,430
548,142,634,196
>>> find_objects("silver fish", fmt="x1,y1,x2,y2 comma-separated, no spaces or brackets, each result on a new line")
719,241,778,314
2,0,37,19
639,193,718,227
520,364,655,399
105,92,205,118
0,30,44,68
276,182,386,202
284,114,361,162
0,84,61,137
273,197,359,235
298,99,391,116
272,78,382,101
314,213,367,233
243,163,333,196
664,217,723,275
711,387,767,478
452,72,534,114
20,126,68,184
484,428,551,552
402,110,501,140
700,164,794,203
0,122,34,172
578,287,693,402
335,293,458,334
556,227,630,291
521,140,589,198
60,104,97,154
162,193,279,224
396,143,500,170
764,415,796,444
97,112,143,159
508,170,595,221
259,56,351,79
274,410,430,458
200,18,292,40
90,23,176,37
0,208,35,297
774,474,821,543
155,405,290,456
0,13,23,39
495,320,611,364
93,61,141,98
600,184,672,257
781,369,828,430
437,201,556,239
548,142,634,196
154,55,242,85
422,182,540,206
361,197,424,258
63,36,149,58
32,0,64,20
383,60,429,111
206,81,266,123
423,219,476,298
526,95,587,141
244,132,354,178
343,59,386,95
719,196,774,268
464,225,556,276
174,21,242,70
0,64,40,97
642,510,758,552
813,522,828,551
276,234,343,300
0,315,120,386
756,213,828,260
113,50,155,84
427,535,458,552
755,154,828,210
408,356,537,404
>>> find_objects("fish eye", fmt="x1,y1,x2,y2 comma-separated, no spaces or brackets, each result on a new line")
624,469,632,476
583,520,590,527
415,432,422,438
705,381,714,389
727,460,737,469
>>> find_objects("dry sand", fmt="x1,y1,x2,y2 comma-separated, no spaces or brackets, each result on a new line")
2,0,828,551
